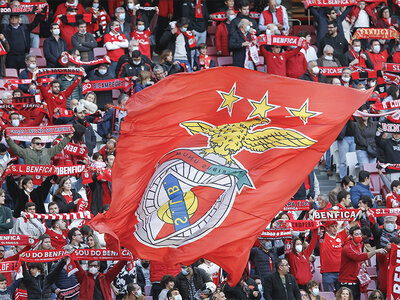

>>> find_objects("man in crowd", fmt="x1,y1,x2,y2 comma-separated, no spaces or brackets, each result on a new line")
104,20,129,77
350,170,374,208
71,21,97,63
318,21,348,58
12,202,45,238
299,60,328,83
43,23,68,68
18,54,37,93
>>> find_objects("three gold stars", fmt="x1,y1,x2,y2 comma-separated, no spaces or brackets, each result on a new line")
217,83,243,116
247,91,280,119
286,99,321,125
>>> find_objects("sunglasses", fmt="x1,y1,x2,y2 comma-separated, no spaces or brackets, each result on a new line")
32,142,44,146
372,296,383,299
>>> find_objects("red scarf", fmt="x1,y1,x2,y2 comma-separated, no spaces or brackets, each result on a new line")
176,28,197,49
262,8,283,26
199,54,212,69
350,47,367,68
319,67,346,76
352,28,399,41
283,200,310,211
195,0,203,19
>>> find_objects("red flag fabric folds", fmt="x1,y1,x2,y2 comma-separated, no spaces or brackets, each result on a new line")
90,67,372,284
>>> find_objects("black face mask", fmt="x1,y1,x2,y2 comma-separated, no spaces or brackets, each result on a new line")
142,262,150,268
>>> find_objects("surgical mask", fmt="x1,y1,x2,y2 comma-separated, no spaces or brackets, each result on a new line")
369,81,376,87
70,12,77,15
175,295,182,300
228,14,235,21
295,245,303,253
29,89,36,95
133,60,141,65
53,29,60,35
29,63,36,69
346,187,351,192
146,80,151,85
312,288,320,296
69,74,76,78
33,272,40,278
11,119,19,127
136,289,142,297
180,27,187,32
276,0,282,5
132,46,139,51
76,56,81,61
0,288,6,292
23,0,30,2
312,66,320,74
119,13,126,21
342,76,350,83
181,267,189,275
142,262,150,268
263,241,272,250
88,267,98,275
353,236,362,244
98,69,107,75
138,25,145,31
325,55,333,61
257,284,263,292
373,45,380,53
385,223,395,232
353,46,361,52
92,3,99,9
127,3,134,10
245,25,250,32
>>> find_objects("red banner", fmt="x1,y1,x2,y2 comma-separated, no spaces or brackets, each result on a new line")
257,35,308,50
304,0,358,8
312,209,359,221
82,78,133,94
388,243,400,298
283,200,310,211
352,28,400,41
382,63,400,73
319,67,346,76
0,261,18,273
0,235,37,246
89,67,372,285
6,125,73,137
36,68,84,78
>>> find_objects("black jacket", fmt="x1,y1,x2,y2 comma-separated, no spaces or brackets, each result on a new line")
89,174,111,216
175,267,213,300
161,61,182,75
118,58,152,78
223,278,261,300
43,35,68,68
53,189,81,213
89,69,113,110
264,272,301,300
351,120,378,152
182,0,209,33
229,29,252,68
160,27,193,66
299,70,328,83
71,32,97,62
230,13,259,35
22,260,66,300
116,53,154,79
342,50,374,69
376,130,400,165
318,33,349,58
7,175,55,218
250,246,284,282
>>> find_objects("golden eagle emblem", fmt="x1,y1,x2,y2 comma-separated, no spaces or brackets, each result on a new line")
181,118,316,165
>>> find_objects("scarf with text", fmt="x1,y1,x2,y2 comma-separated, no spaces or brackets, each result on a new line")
0,261,18,273
372,100,400,110
258,35,308,50
378,162,400,170
387,243,400,298
36,68,85,79
6,125,73,142
4,78,53,89
283,200,310,211
285,220,323,231
11,96,40,104
59,52,111,67
56,14,96,26
62,143,88,158
0,234,37,246
303,0,358,8
259,229,292,239
56,284,80,300
0,103,47,114
21,211,92,221
82,77,133,94
351,28,400,41
383,63,400,73
0,2,48,15
383,72,400,85
320,66,347,76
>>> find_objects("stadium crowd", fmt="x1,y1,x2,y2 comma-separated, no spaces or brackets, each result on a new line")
0,0,400,299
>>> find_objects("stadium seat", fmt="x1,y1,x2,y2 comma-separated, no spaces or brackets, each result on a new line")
5,68,18,78
346,151,359,179
312,268,322,290
257,56,264,66
330,141,339,170
256,65,265,72
206,35,215,47
217,56,233,66
29,48,44,58
363,163,382,195
207,25,217,35
207,46,217,56
94,47,107,58
36,57,47,67
319,292,335,300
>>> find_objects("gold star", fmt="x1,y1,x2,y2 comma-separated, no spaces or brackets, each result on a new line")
217,83,243,116
286,99,321,125
247,91,279,119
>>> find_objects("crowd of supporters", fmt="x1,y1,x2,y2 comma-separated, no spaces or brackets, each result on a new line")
0,0,400,300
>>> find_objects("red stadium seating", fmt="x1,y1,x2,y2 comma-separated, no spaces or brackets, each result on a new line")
29,48,44,58
94,47,107,59
217,56,233,66
36,57,47,67
207,46,217,56
5,68,18,79
207,25,217,35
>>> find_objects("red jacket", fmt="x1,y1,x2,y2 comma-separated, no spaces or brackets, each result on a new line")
150,261,181,282
377,252,390,293
286,51,307,78
338,239,368,283
54,3,85,18
59,22,78,50
287,230,318,285
158,0,173,18
261,47,301,76
368,49,389,70
75,260,126,300
215,22,230,56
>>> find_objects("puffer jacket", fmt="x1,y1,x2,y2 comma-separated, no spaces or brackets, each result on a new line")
22,260,66,300
6,136,71,165
175,267,213,300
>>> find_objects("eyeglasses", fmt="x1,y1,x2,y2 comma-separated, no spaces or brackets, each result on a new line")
74,233,82,236
372,296,383,299
32,142,44,146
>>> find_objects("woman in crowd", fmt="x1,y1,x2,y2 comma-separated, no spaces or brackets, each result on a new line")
53,177,82,213
376,7,399,30
335,287,353,300
80,92,99,115
368,290,384,300
87,234,101,249
305,280,326,300
135,70,153,93
159,49,182,75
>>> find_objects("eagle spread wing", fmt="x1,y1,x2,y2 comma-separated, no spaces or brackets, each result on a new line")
181,121,215,135
242,127,316,152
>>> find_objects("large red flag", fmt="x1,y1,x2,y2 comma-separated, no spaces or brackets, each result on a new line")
90,67,371,284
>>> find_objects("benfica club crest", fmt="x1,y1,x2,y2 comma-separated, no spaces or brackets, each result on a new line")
134,84,320,248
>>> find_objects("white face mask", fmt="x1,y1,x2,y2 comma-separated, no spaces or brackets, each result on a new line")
373,45,381,53
133,60,141,65
385,223,395,232
228,14,235,21
127,3,134,9
23,0,30,2
119,13,126,21
137,25,145,31
312,66,320,74
92,3,99,9
132,46,139,51
353,46,361,52
29,63,36,69
0,288,6,292
276,0,282,4
180,27,187,33
312,288,320,296
53,28,60,35
342,76,350,83
295,245,303,253
325,55,333,61
11,119,20,127
245,25,250,32
369,81,376,87
174,295,182,300
98,69,107,75
88,267,98,275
